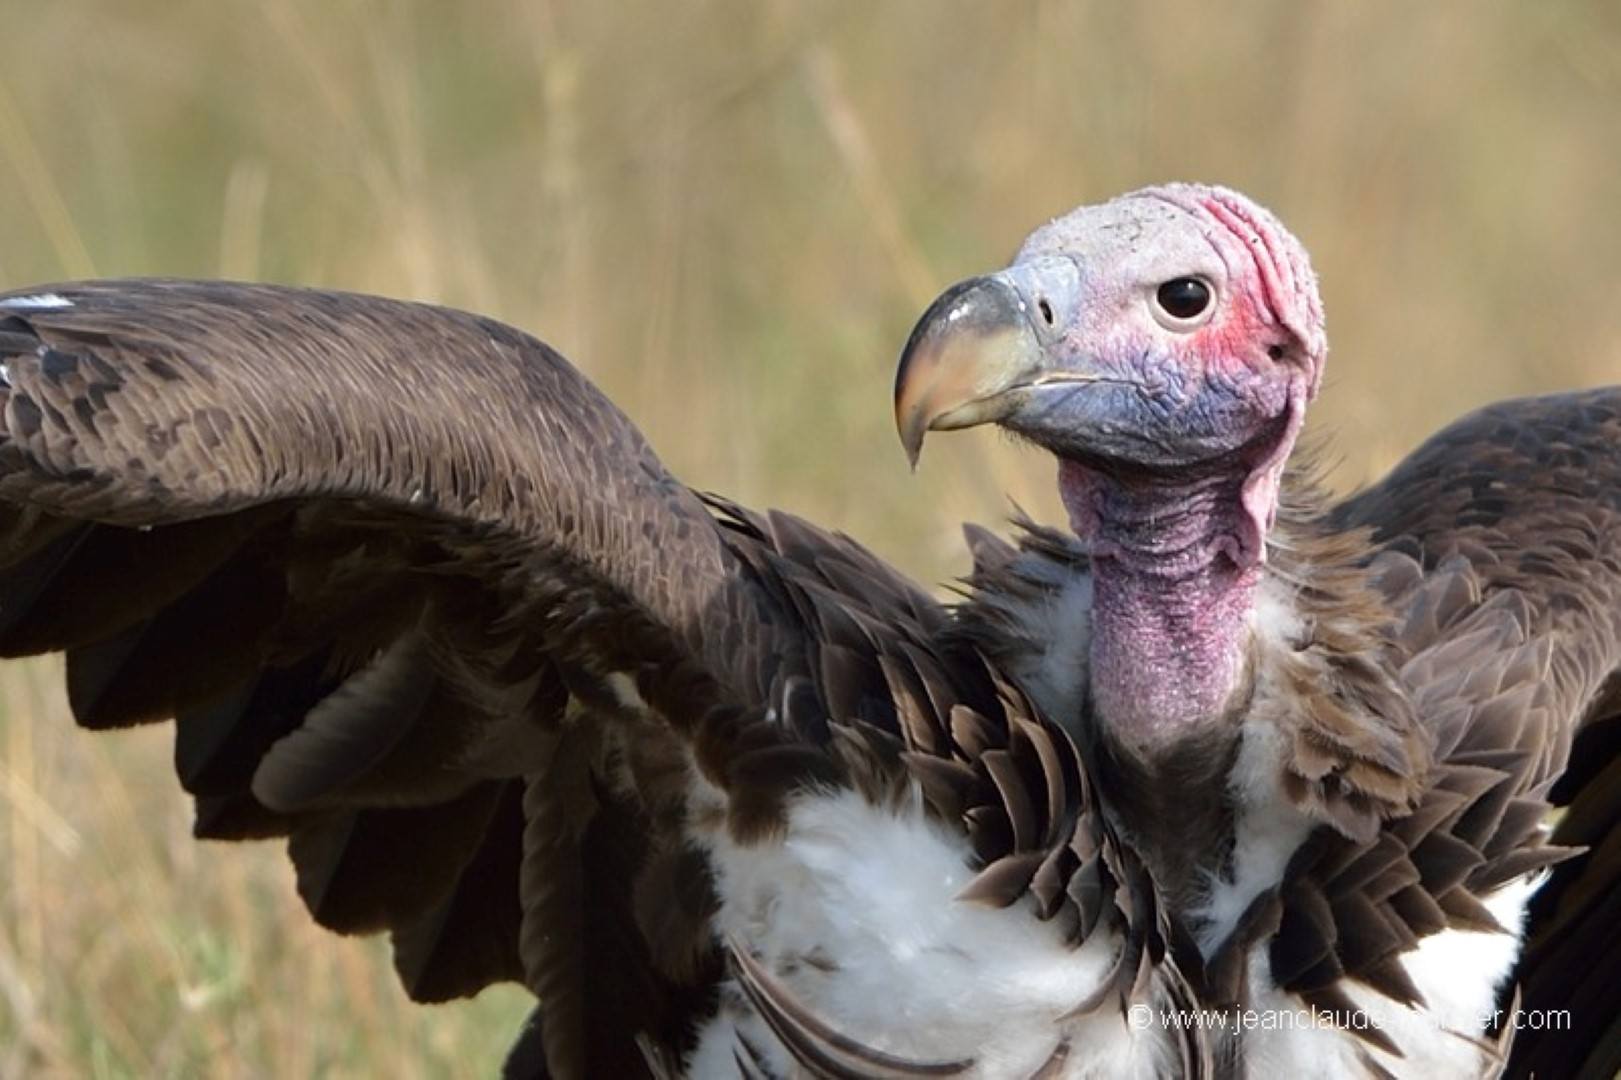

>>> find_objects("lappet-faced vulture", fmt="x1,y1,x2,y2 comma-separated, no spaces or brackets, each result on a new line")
0,184,1615,1078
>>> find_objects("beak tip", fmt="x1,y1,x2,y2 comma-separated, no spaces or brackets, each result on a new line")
900,433,922,471
896,402,924,470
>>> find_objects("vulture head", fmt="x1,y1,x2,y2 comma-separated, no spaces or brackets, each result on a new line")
897,183,1328,753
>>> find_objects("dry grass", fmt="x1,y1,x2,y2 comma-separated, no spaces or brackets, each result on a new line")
0,2,1617,1075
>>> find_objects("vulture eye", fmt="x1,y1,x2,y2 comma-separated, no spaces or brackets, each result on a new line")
1152,277,1214,329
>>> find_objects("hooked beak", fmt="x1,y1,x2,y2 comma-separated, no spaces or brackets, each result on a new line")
893,262,1096,467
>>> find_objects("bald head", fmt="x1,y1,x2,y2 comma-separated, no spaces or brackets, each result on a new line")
895,183,1324,566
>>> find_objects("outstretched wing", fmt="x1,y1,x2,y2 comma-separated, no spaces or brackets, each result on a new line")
0,279,802,1076
1330,387,1621,1079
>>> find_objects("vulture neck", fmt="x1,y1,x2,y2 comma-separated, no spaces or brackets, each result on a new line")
1060,460,1260,749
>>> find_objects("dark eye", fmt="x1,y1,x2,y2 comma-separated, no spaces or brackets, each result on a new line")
1154,277,1212,322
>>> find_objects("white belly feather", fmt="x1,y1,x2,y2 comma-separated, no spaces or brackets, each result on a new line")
687,786,1165,1079
682,774,1540,1079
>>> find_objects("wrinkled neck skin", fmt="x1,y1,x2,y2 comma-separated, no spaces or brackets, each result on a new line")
1059,459,1259,754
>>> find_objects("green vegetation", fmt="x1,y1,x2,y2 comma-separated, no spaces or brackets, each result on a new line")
0,2,1617,1075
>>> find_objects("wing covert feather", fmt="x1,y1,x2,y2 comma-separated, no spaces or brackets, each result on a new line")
1331,387,1621,1079
0,278,784,703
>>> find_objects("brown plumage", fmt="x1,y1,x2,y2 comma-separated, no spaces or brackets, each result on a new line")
950,435,1612,1072
0,278,1079,1073
1,184,1618,1080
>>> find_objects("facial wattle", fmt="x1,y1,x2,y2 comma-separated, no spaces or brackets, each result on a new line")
1056,458,1253,572
1053,338,1284,749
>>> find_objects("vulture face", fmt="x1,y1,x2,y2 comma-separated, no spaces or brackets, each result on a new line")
897,183,1326,564
896,184,1330,748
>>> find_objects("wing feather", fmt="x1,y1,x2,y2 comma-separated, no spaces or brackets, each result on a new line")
1331,387,1621,1079
0,279,813,1077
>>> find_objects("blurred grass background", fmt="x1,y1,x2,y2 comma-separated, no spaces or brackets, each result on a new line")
0,1,1618,1076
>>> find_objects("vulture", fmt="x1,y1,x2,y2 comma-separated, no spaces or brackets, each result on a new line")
0,183,1616,1080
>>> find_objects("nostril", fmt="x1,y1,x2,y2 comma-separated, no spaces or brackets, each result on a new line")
1037,298,1055,326
1267,344,1285,361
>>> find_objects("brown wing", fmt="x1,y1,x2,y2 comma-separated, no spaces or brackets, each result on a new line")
1329,387,1621,1079
0,278,810,1077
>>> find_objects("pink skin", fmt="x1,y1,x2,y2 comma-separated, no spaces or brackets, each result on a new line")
1060,461,1263,744
1034,186,1326,750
